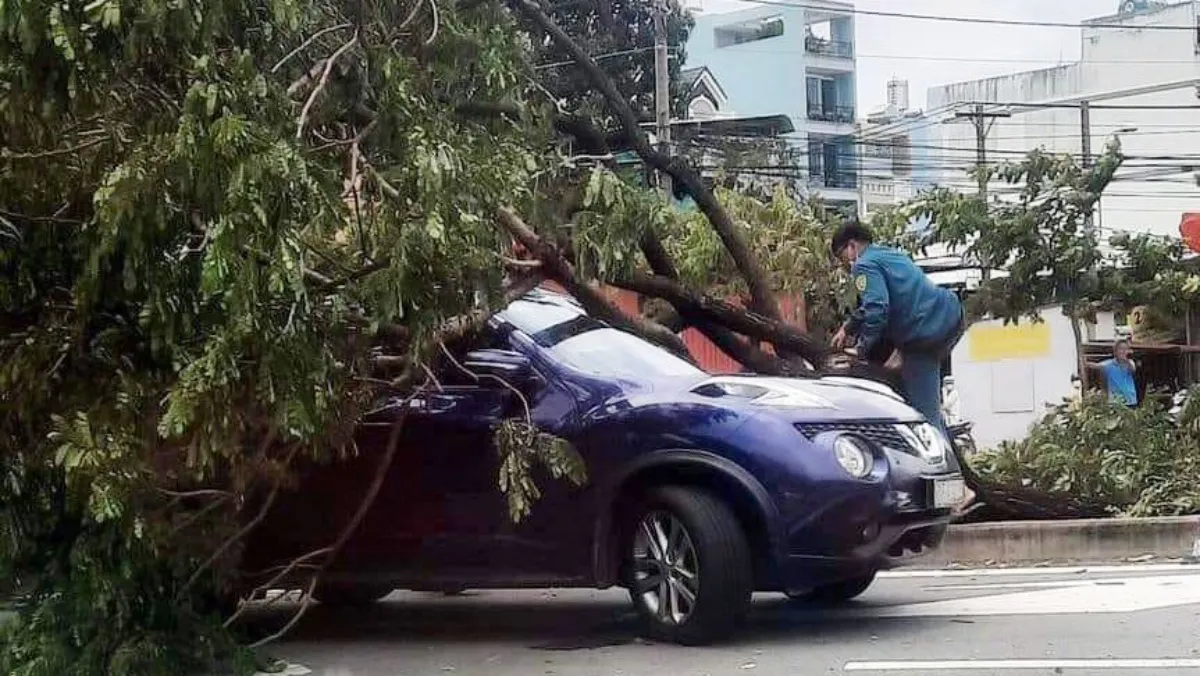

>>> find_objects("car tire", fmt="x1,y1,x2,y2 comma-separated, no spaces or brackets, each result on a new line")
789,572,876,605
312,582,393,606
623,485,754,646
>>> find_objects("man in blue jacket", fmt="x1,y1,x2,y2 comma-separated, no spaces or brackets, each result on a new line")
830,221,966,433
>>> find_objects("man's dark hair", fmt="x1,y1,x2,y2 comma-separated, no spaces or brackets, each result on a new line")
1113,338,1131,355
831,219,874,257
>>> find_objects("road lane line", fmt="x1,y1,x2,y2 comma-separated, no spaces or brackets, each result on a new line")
844,658,1200,671
880,563,1198,579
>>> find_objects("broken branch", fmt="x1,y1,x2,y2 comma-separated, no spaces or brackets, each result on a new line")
611,272,826,367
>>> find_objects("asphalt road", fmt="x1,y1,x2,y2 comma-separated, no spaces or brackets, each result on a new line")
254,563,1200,676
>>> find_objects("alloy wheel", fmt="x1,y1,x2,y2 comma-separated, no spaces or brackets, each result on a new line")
631,510,700,626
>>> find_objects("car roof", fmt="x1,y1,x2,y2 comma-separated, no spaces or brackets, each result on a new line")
491,286,591,336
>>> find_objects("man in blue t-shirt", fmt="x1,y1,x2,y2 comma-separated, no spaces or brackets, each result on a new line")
830,221,966,433
1087,339,1139,406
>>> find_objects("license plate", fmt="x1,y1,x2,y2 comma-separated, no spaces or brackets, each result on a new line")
932,476,966,509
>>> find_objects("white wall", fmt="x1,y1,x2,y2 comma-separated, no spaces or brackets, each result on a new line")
951,308,1116,449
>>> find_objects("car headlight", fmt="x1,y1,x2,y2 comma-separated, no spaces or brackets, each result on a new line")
833,435,874,479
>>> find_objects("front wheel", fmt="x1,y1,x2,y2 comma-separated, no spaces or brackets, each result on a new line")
788,572,876,605
623,485,754,645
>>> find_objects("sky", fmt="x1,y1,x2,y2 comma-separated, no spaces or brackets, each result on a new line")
695,0,1124,112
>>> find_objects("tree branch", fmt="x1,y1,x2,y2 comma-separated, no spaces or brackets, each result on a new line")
454,101,612,155
178,436,293,600
495,207,693,361
636,230,797,375
505,0,782,321
223,546,333,627
297,33,360,140
612,272,826,367
1,137,105,160
272,23,354,74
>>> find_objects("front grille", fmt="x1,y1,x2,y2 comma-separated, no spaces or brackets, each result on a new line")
795,422,919,456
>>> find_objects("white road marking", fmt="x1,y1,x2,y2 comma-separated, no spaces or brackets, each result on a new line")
844,658,1200,671
880,563,1198,579
829,573,1200,618
922,579,1132,592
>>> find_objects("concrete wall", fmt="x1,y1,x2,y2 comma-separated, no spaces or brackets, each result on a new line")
951,307,1118,449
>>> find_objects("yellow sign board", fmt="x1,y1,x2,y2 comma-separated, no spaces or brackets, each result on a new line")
967,322,1052,362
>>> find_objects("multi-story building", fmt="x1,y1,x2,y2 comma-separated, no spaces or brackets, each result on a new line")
921,0,1200,448
926,0,1200,240
686,0,859,213
857,79,938,215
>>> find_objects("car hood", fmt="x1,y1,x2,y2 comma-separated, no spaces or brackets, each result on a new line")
681,373,923,423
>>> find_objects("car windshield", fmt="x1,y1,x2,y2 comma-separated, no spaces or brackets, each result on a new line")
500,295,704,380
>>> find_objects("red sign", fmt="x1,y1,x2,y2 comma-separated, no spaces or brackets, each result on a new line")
1180,213,1200,253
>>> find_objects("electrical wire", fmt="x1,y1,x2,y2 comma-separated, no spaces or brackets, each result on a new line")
673,132,1200,164
727,46,1200,67
731,0,1200,32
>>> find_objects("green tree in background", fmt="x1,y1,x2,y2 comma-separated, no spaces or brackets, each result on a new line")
533,0,694,124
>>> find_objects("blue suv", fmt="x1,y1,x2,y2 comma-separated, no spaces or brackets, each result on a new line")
243,288,964,644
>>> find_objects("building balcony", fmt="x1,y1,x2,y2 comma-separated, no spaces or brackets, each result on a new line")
807,105,856,124
805,36,853,59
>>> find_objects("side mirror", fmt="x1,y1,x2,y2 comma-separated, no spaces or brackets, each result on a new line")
461,349,538,388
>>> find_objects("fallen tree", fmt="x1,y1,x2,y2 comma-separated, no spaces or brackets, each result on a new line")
0,0,1166,672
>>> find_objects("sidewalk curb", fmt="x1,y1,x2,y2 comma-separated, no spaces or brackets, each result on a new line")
924,515,1200,567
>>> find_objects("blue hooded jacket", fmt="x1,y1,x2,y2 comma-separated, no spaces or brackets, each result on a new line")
849,244,963,355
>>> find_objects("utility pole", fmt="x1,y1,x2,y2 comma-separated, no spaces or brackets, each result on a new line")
1080,99,1094,235
1079,99,1097,348
953,103,1011,280
652,0,672,198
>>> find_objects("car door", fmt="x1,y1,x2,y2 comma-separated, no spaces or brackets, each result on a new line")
408,327,586,581
388,328,521,576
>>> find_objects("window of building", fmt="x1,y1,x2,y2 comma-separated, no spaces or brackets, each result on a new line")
715,16,784,48
688,96,717,119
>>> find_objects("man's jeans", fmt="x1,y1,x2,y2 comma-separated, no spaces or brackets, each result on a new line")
900,314,967,435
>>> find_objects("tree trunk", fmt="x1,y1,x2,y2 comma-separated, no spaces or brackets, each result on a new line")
1068,306,1089,390
611,272,826,367
505,0,784,323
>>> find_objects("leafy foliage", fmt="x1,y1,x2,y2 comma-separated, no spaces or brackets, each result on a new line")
905,141,1121,324
0,0,592,671
975,393,1200,517
495,419,587,523
658,184,917,338
1095,231,1200,341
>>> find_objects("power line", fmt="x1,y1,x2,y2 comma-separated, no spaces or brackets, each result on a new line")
734,0,1200,31
991,102,1200,111
676,132,1200,164
729,46,1200,67
534,45,665,70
